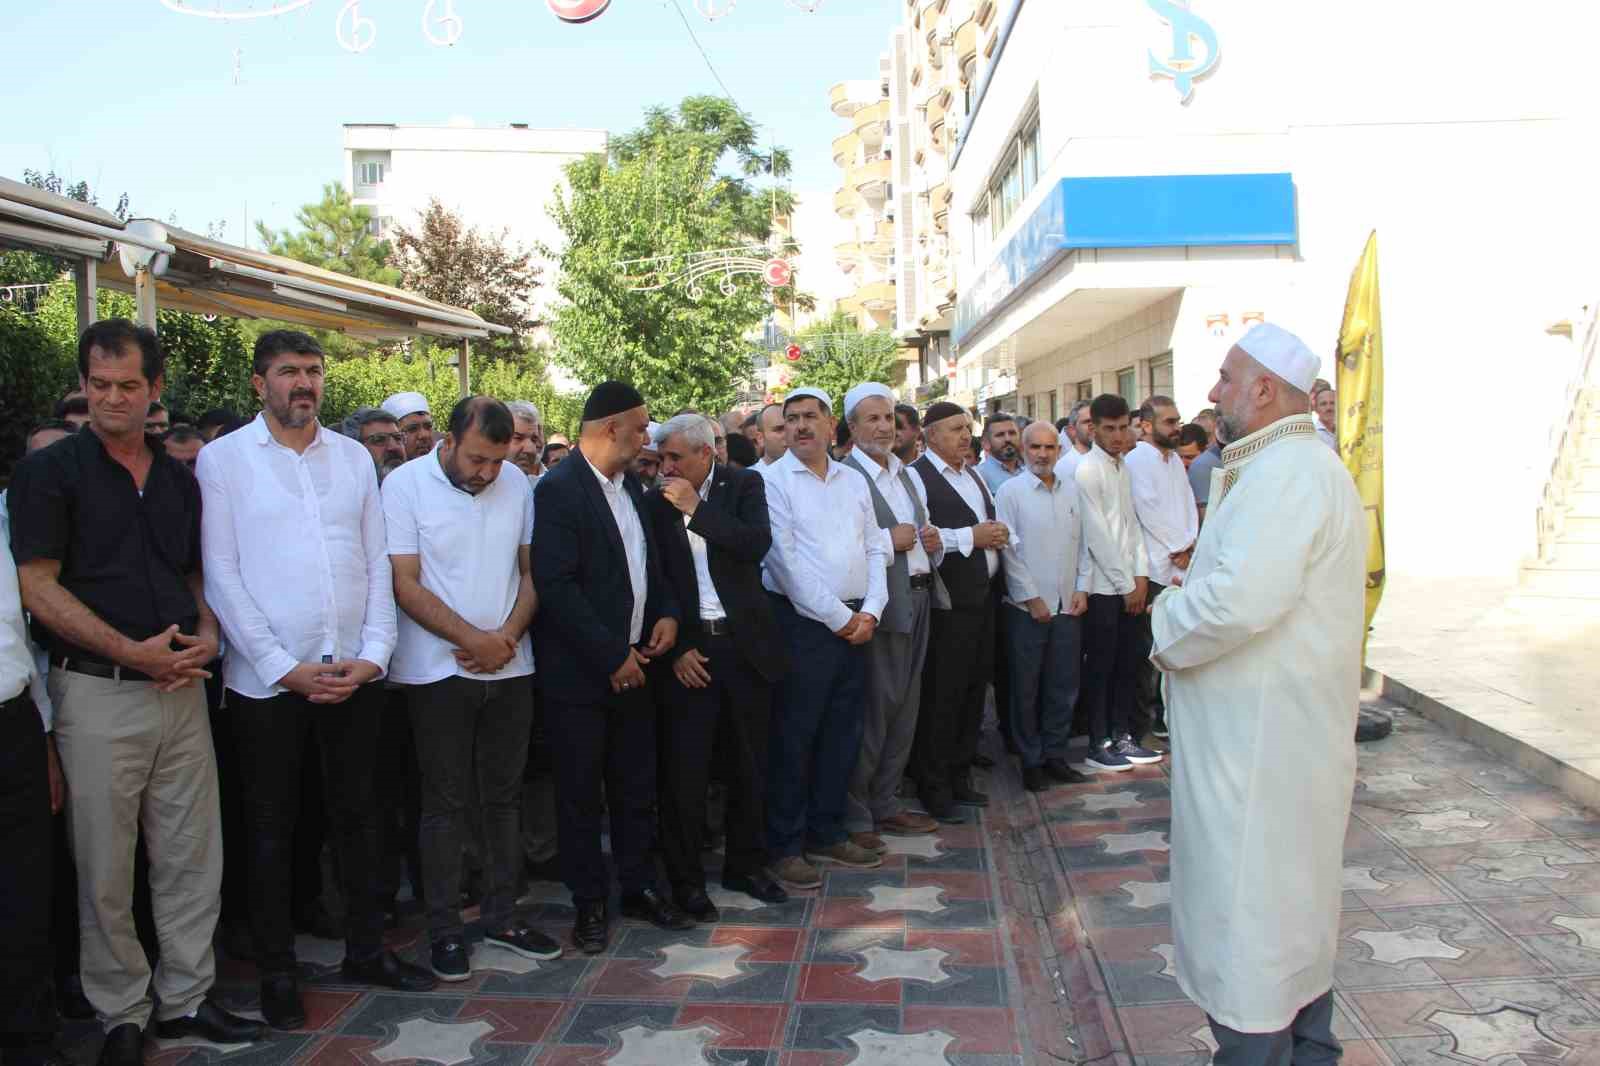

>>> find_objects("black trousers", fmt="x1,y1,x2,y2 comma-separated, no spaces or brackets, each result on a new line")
550,686,659,902
658,635,771,892
374,687,423,907
1082,594,1142,743
1132,580,1167,739
0,695,54,1038
910,599,995,813
230,684,385,976
408,675,532,940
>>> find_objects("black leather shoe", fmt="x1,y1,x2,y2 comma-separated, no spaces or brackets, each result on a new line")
259,974,305,1030
951,780,990,807
675,888,720,924
573,900,609,955
1022,766,1051,793
1044,758,1089,785
722,872,788,904
57,974,95,1020
152,999,265,1043
620,887,695,931
97,1024,143,1066
343,949,437,992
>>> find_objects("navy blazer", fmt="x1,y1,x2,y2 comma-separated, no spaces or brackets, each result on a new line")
533,448,678,704
646,463,788,686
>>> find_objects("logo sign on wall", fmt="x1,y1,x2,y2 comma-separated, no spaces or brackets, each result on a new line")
548,0,611,23
1146,0,1220,103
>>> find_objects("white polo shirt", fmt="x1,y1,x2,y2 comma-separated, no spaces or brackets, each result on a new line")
381,449,535,684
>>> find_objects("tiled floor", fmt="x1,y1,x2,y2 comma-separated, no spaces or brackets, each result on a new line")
1043,704,1600,1066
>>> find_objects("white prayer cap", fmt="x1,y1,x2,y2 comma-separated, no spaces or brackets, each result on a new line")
784,386,832,414
843,382,894,421
644,421,664,449
1235,323,1319,393
381,391,430,421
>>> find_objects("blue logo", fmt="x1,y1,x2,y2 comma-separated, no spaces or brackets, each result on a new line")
1146,0,1220,103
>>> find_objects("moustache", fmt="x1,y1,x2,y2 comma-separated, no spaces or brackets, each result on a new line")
290,391,316,403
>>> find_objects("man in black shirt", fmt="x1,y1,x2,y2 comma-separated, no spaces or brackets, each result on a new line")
8,320,262,1065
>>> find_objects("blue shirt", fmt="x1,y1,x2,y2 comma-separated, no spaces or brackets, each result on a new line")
977,454,1020,495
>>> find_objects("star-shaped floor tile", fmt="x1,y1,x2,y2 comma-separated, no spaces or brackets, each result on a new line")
1411,808,1491,832
1553,915,1600,951
864,884,946,913
881,834,944,859
1342,864,1394,893
1351,923,1466,965
1359,771,1424,793
706,885,769,912
1076,790,1146,813
1466,851,1574,884
606,1023,720,1066
1424,1006,1572,1063
855,945,952,984
650,942,749,981
1100,831,1170,855
372,1017,495,1065
471,942,543,975
1152,943,1178,979
845,1028,956,1065
1121,880,1172,909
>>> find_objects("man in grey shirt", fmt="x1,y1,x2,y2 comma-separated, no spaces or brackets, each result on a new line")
1188,440,1222,522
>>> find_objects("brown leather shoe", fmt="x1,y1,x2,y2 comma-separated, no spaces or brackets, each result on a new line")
850,831,888,854
768,855,823,889
805,841,883,869
877,810,938,835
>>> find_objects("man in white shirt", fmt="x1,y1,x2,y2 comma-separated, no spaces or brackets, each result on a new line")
382,396,560,982
1074,394,1163,773
1313,386,1339,452
340,407,407,482
382,390,436,461
761,387,890,889
507,401,547,486
198,332,434,1028
1055,400,1093,483
909,402,1010,821
1125,396,1199,742
755,402,787,470
840,385,945,852
996,423,1092,793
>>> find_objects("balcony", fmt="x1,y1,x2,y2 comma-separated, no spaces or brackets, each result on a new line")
834,187,859,218
834,240,862,273
919,0,946,24
831,130,860,168
830,79,881,117
851,156,892,200
858,279,897,312
853,100,890,144
955,17,978,83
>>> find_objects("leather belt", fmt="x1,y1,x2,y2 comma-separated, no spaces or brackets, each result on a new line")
52,654,153,683
702,617,732,636
843,598,865,612
908,573,934,591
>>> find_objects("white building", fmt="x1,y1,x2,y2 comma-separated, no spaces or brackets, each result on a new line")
946,0,1598,581
342,122,608,324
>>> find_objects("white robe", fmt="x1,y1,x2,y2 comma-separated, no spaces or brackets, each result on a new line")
1150,414,1366,1033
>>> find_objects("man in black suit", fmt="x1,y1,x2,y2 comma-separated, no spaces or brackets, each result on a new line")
649,415,790,920
532,382,692,954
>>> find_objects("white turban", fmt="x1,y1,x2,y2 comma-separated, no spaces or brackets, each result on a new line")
1236,323,1320,394
784,386,832,414
381,391,430,421
843,382,894,421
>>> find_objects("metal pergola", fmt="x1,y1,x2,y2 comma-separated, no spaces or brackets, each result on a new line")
0,176,510,396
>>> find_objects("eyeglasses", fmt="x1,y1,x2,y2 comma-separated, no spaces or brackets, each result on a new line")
363,432,405,446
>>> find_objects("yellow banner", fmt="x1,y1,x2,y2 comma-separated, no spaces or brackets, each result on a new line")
1336,231,1385,637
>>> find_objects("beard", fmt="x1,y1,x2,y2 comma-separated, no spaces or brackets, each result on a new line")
268,388,318,429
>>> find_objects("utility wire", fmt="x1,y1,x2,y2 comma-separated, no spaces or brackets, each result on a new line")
667,0,740,104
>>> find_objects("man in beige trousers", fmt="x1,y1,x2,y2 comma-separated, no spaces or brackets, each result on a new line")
9,320,263,1066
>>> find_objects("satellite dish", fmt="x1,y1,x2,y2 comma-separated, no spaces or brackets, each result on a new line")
117,220,171,278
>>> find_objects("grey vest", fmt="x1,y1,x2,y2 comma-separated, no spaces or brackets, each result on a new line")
845,452,927,634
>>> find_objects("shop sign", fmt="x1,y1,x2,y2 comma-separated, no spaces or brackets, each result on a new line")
1146,0,1220,103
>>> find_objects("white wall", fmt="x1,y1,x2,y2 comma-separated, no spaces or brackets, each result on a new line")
950,0,1599,579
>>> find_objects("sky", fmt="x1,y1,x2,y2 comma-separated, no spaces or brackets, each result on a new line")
3,0,899,246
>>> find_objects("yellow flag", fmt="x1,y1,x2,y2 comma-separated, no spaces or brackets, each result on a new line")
1336,231,1385,640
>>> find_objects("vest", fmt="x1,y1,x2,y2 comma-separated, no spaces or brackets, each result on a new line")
912,454,997,612
845,452,927,634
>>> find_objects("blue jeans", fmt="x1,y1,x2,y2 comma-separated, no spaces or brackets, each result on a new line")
765,595,867,858
1005,604,1082,768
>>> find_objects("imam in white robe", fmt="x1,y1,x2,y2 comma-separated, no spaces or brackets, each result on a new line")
1150,413,1366,1033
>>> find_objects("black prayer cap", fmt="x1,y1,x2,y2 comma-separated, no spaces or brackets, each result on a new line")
582,381,646,422
924,400,967,426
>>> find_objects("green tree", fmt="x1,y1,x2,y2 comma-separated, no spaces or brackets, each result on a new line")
785,313,899,408
547,96,798,415
256,182,399,286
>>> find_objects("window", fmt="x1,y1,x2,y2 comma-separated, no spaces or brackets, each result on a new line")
1116,367,1138,408
1148,353,1174,398
1047,389,1058,423
976,109,1042,238
971,199,990,260
356,161,385,186
1076,379,1093,401
1025,395,1036,419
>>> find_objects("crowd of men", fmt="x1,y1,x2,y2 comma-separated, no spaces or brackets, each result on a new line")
1,317,1362,1066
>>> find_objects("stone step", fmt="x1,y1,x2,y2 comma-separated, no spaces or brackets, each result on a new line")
1564,514,1600,538
1519,563,1600,598
1548,541,1600,567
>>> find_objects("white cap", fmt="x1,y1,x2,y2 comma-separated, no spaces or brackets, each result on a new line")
381,391,430,421
643,421,664,451
842,382,894,421
1235,322,1319,393
784,386,832,414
